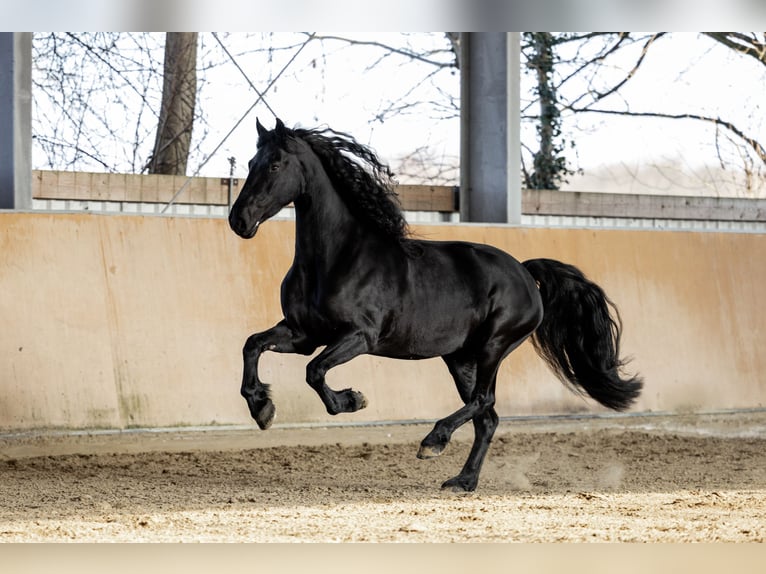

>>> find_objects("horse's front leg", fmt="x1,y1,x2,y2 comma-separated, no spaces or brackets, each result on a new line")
241,320,314,429
306,331,370,415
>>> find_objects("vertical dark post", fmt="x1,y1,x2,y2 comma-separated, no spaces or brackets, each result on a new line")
227,156,236,210
0,32,32,210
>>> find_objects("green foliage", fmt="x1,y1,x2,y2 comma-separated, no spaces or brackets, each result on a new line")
523,33,577,190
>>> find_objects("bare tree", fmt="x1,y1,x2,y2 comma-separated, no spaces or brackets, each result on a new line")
703,33,766,66
374,32,766,193
558,32,766,168
33,33,163,172
147,33,198,175
32,32,214,176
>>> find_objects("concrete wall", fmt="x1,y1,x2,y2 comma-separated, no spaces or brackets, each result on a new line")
1,212,764,431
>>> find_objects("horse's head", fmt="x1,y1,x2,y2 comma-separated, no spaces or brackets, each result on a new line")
228,118,305,239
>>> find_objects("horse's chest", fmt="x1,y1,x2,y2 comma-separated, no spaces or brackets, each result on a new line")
280,270,347,338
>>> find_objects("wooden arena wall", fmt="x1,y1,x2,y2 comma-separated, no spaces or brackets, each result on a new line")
1,212,764,431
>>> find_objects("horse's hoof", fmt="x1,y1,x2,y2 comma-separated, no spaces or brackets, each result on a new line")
335,389,367,413
322,389,367,416
441,476,477,493
254,400,275,430
416,443,445,459
353,391,368,411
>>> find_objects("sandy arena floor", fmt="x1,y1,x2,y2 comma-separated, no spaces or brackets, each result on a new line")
1,410,765,542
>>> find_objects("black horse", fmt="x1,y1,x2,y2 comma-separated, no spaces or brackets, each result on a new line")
228,118,643,492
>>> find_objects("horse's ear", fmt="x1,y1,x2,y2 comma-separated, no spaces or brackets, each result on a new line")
274,118,286,137
256,118,267,139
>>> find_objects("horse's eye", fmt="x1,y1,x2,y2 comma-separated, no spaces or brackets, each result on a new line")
269,162,280,173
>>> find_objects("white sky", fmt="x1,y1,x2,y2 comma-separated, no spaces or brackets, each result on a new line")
195,32,764,196
199,33,460,178
29,32,766,197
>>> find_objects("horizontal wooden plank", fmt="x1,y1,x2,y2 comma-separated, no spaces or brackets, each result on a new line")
395,184,456,212
32,170,456,212
523,189,766,222
32,170,766,221
32,171,230,205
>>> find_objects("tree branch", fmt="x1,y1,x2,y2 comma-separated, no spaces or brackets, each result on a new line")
564,33,666,109
702,32,766,65
305,33,455,68
571,108,766,165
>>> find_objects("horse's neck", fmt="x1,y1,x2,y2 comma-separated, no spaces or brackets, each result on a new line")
293,169,365,273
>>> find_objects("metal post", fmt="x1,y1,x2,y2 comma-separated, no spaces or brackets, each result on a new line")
0,32,32,210
459,33,472,223
506,32,521,225
459,32,521,224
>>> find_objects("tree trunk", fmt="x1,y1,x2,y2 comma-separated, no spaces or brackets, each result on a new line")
527,32,561,190
148,32,197,175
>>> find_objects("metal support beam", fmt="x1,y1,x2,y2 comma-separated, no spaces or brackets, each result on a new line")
0,32,32,210
460,32,521,224
506,32,521,225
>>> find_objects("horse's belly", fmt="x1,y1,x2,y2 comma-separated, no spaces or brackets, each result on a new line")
371,312,477,359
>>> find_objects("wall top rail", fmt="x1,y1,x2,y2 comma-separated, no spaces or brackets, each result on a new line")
32,169,766,222
31,170,457,213
524,189,766,222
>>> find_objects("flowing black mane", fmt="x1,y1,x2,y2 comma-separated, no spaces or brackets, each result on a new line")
266,125,410,243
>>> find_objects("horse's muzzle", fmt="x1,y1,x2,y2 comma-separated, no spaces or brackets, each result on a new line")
228,210,260,239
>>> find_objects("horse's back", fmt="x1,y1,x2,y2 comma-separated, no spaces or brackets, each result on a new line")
413,238,540,319
407,239,533,291
370,238,541,358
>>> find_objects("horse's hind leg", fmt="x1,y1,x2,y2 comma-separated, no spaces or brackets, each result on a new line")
443,351,477,404
441,398,500,492
418,354,500,492
426,352,499,492
241,320,314,429
419,336,528,492
419,351,481,456
417,347,499,460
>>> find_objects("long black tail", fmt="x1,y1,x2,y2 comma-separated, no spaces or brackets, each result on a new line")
522,258,643,411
